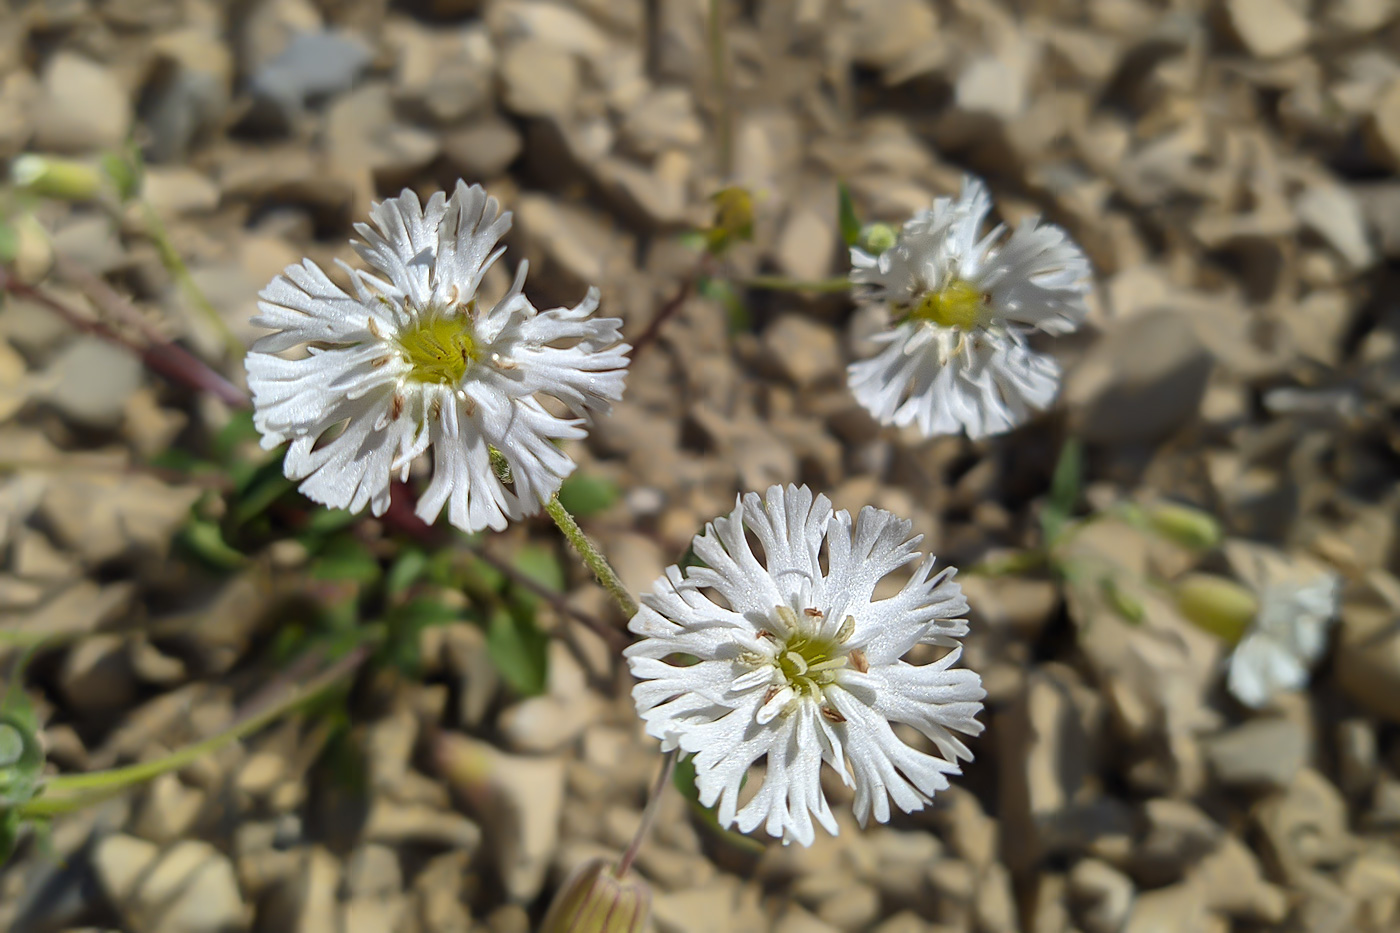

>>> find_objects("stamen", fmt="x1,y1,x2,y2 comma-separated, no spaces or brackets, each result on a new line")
835,615,855,644
820,706,846,723
848,648,868,673
390,393,405,421
783,651,809,677
908,278,986,331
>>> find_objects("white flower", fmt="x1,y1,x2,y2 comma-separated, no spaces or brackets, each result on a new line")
1224,543,1339,709
848,175,1091,440
625,484,984,846
245,181,630,533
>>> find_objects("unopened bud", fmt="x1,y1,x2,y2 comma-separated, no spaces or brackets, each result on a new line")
704,186,755,255
540,858,651,933
10,154,104,201
1144,502,1223,551
1174,573,1258,644
858,222,898,255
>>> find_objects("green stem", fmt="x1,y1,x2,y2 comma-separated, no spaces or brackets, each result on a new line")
141,201,246,357
545,495,638,618
21,647,366,817
743,275,852,294
616,748,677,878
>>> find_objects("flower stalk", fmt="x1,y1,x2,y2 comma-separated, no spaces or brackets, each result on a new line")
545,494,638,618
21,647,366,818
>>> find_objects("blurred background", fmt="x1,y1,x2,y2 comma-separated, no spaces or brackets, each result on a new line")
1,0,1400,931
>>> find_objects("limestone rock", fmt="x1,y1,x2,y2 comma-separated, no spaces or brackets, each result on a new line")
32,53,132,152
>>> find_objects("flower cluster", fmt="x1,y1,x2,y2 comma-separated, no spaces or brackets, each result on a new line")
245,181,630,534
848,176,1091,440
625,484,985,845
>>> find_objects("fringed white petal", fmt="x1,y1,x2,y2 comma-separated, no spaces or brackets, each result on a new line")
625,483,983,846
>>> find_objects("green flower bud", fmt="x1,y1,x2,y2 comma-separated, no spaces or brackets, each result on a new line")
858,222,898,255
704,186,755,255
1175,573,1258,644
540,858,651,933
10,154,104,201
1144,502,1223,551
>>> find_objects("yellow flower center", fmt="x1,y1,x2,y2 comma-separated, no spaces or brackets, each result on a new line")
766,606,859,699
396,313,481,385
908,278,986,330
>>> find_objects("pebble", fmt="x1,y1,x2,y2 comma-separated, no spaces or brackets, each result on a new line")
436,733,565,901
1202,717,1309,789
1069,859,1136,933
1063,309,1214,445
442,119,523,179
499,38,579,119
32,52,132,152
1224,0,1312,58
38,336,144,429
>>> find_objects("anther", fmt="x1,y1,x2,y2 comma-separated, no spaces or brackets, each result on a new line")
820,706,846,724
848,648,869,674
390,393,405,421
804,607,824,618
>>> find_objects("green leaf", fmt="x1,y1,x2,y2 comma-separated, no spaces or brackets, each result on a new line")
180,519,248,570
213,410,261,462
304,507,359,536
672,755,765,854
1099,575,1146,625
1040,437,1083,547
386,548,429,598
310,536,381,585
381,597,462,673
697,275,750,334
487,604,549,696
837,182,861,247
557,473,620,517
232,467,296,526
0,222,18,264
512,544,565,596
0,808,21,866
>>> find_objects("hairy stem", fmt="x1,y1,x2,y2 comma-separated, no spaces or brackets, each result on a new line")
545,495,638,618
140,202,246,357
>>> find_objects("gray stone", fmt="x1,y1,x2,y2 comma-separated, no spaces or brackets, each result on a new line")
442,119,523,179
499,39,579,119
58,634,137,715
143,29,234,162
1064,309,1214,445
38,336,144,429
1203,717,1309,789
762,314,844,389
1295,182,1375,271
1224,0,1311,58
248,29,371,129
1069,859,1135,933
32,53,132,153
326,84,440,179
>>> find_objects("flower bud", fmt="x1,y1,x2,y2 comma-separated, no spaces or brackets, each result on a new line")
1174,573,1258,644
10,154,104,201
540,858,651,933
858,222,898,255
1144,502,1223,551
704,186,755,255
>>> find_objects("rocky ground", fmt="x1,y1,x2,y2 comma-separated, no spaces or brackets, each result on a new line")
2,0,1400,931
